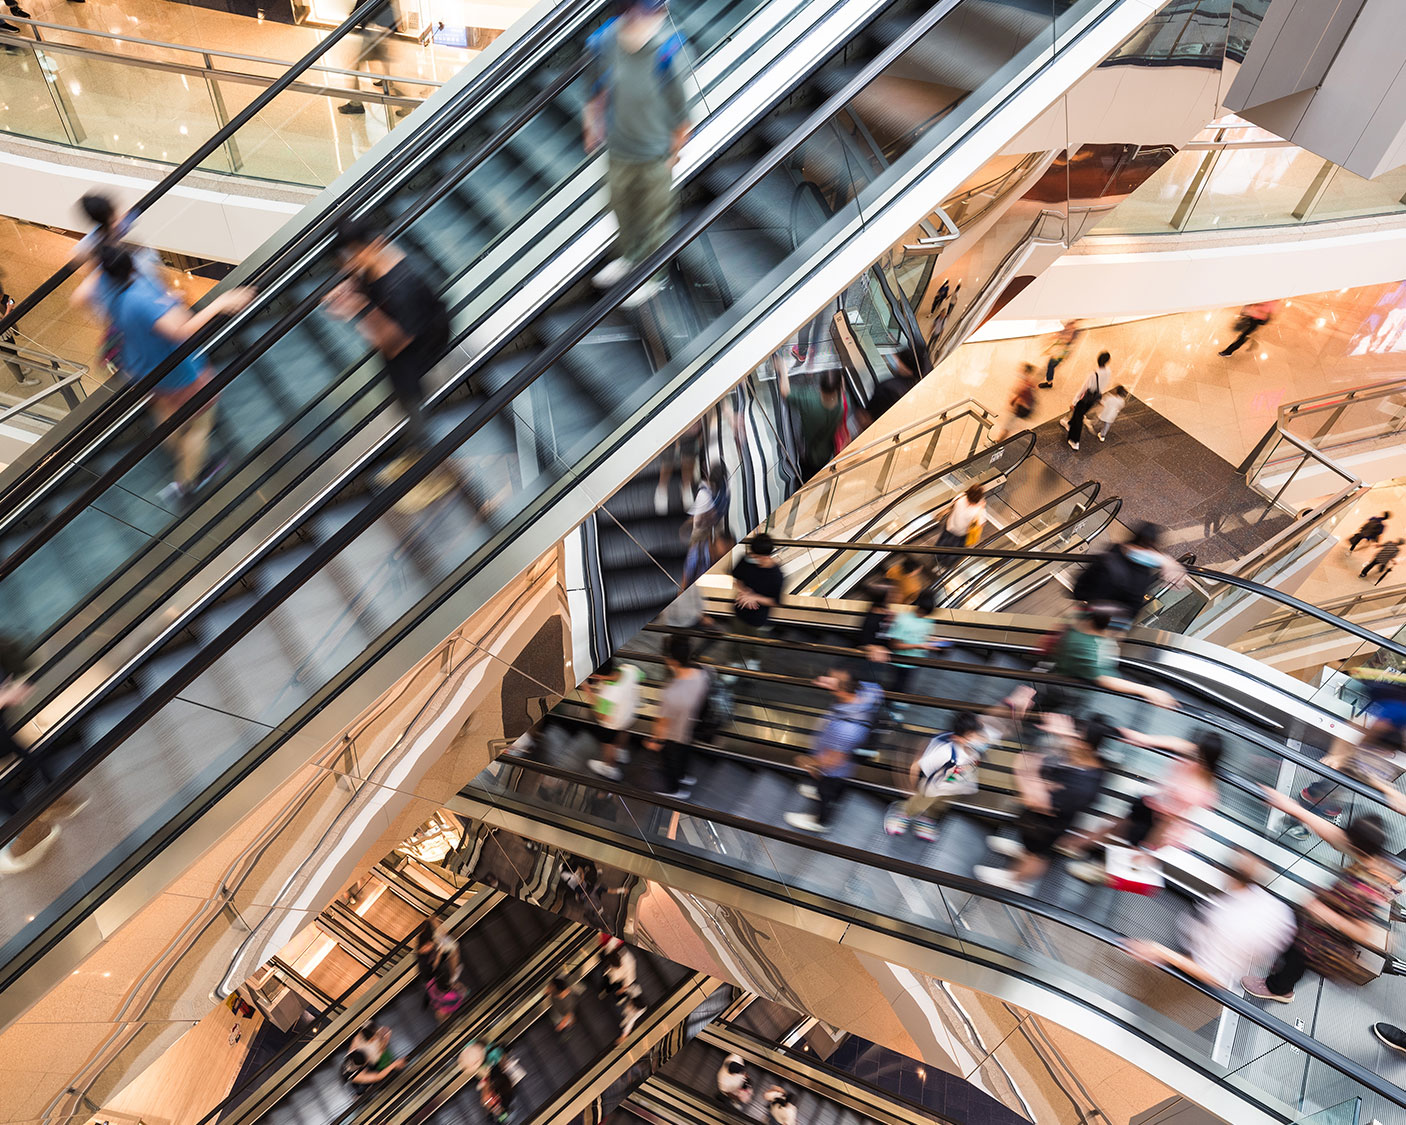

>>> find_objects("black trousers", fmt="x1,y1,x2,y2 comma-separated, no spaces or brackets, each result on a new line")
815,774,845,825
1067,391,1097,445
1264,939,1307,997
660,740,690,793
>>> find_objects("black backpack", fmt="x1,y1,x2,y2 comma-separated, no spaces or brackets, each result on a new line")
693,672,733,742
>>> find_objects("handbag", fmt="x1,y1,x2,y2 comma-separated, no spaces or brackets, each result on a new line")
964,518,984,547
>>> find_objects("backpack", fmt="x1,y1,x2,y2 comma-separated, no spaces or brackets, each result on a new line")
916,733,978,798
693,672,733,742
586,18,686,96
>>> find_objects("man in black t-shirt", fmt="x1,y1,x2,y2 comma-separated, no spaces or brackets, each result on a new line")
727,533,783,669
859,351,919,429
324,215,450,452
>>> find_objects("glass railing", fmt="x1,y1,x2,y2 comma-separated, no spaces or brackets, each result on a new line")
0,15,446,185
461,755,1406,1125
1090,123,1406,237
0,0,1126,1005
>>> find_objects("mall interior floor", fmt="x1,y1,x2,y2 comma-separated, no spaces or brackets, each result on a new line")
1031,395,1293,565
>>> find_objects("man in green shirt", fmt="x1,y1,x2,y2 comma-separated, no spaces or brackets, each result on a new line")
779,364,844,480
1052,610,1176,709
584,0,691,308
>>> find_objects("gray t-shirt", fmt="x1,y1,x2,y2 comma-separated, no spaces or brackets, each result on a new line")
660,668,709,743
587,18,690,163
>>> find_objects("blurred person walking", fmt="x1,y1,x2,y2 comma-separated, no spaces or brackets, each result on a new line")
324,215,450,454
0,285,37,387
935,482,986,551
642,635,709,797
990,363,1038,442
584,0,691,306
779,365,845,481
547,973,584,1031
729,533,783,645
859,351,920,428
785,668,881,833
885,711,991,840
1066,350,1112,450
1130,851,1295,989
1096,384,1127,442
1219,300,1278,357
975,708,1114,895
1050,608,1178,710
1348,512,1390,553
77,246,252,502
1360,538,1401,581
1039,320,1080,388
1071,522,1185,624
583,659,643,781
717,1054,754,1107
1243,787,1395,1003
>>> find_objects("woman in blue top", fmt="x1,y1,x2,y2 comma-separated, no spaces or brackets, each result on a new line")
76,245,252,500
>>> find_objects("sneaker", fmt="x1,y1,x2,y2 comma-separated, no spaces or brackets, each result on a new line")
621,278,661,308
784,811,828,833
9,5,32,16
680,775,698,787
0,824,59,873
883,804,909,836
1096,431,1106,442
1068,860,1107,885
1240,976,1293,1003
592,258,632,289
1067,440,1080,451
797,783,819,801
790,344,807,365
986,835,1022,858
653,483,669,515
587,759,622,781
973,865,1033,895
1373,1023,1406,1054
158,480,187,507
0,17,18,29
337,101,366,115
912,816,938,842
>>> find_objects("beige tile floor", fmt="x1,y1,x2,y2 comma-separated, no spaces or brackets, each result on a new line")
912,278,1406,466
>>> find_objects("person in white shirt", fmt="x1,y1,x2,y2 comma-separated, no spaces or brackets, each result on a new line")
936,483,986,550
716,1053,753,1105
1128,852,1295,990
600,943,638,998
1096,384,1127,443
583,660,643,780
1067,350,1113,450
617,986,647,1041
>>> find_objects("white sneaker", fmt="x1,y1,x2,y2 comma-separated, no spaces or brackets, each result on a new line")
587,759,622,781
592,258,632,288
986,835,1023,858
1096,431,1106,442
798,783,819,801
1067,440,1080,451
784,812,828,833
621,277,661,309
973,865,1033,895
653,483,669,515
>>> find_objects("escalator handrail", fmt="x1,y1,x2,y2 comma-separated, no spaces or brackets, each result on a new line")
470,753,1406,1114
0,0,386,340
565,649,1353,891
0,39,603,592
641,617,1403,816
782,429,1037,592
0,0,955,894
0,0,603,545
190,880,485,1125
767,537,1406,660
941,491,1117,606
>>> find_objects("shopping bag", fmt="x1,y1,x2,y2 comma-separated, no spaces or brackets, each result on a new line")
1104,846,1164,895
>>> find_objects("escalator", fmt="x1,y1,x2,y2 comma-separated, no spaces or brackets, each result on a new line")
451,578,1406,1124
214,899,712,1125
0,0,1142,1009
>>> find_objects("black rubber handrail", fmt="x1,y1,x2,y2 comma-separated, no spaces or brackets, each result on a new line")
768,537,1406,660
642,616,1403,818
0,0,601,525
0,0,1116,972
0,0,946,912
187,879,483,1125
468,753,1406,1115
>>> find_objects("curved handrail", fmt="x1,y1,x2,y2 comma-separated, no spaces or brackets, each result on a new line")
0,0,600,515
765,537,1406,661
782,429,1038,593
469,752,1406,1116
